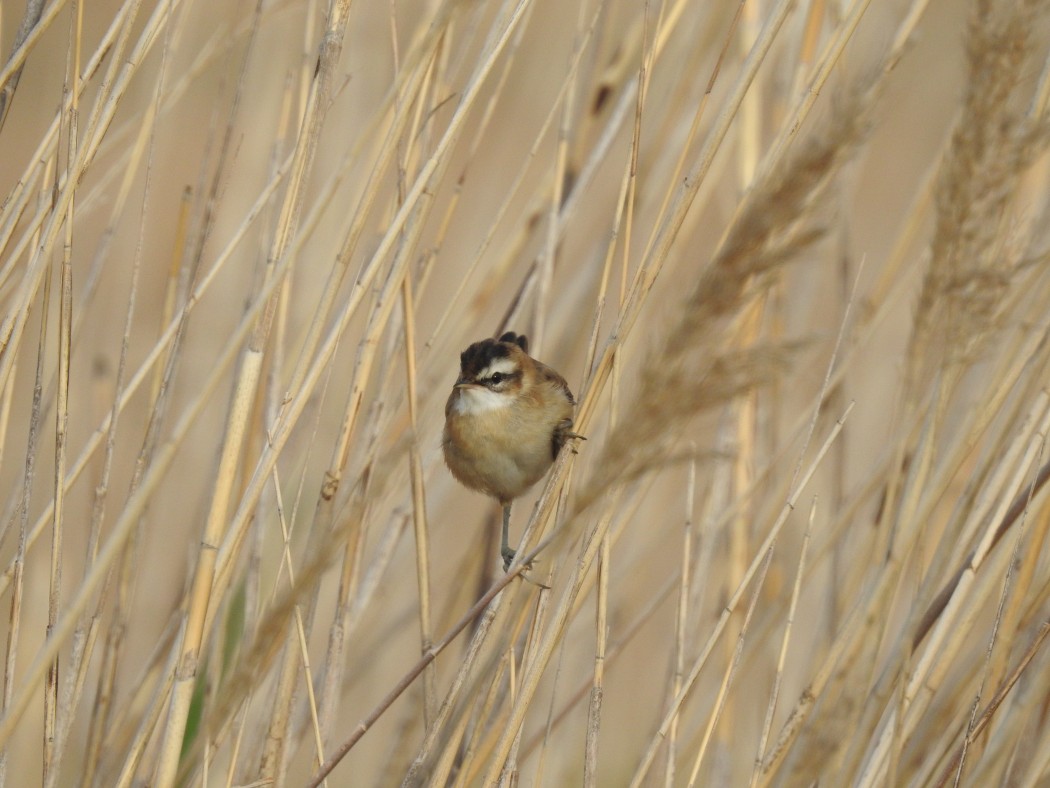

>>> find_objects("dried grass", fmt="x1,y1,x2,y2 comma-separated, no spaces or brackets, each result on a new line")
0,0,1049,786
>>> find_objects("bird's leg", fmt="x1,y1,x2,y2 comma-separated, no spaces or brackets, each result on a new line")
500,502,515,570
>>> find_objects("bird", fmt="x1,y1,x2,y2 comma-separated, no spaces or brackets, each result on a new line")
443,331,582,569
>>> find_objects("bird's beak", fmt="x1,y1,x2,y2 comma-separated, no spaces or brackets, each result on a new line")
454,377,472,389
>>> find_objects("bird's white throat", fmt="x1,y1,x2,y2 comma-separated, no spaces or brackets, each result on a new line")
452,386,512,415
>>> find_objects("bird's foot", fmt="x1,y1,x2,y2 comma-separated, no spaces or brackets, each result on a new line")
501,545,518,571
556,420,586,454
502,547,549,587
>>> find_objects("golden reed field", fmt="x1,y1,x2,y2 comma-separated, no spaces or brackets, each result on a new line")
1,0,1049,785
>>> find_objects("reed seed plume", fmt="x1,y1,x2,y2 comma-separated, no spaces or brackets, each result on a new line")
909,0,1050,387
579,90,871,511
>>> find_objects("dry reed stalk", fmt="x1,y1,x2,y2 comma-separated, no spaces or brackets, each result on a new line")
0,147,295,618
54,2,187,780
401,271,436,728
582,533,609,788
0,186,52,783
46,193,91,780
0,0,159,394
752,5,1049,785
0,0,51,130
630,402,854,786
664,455,697,786
760,308,1050,784
846,2,1050,783
750,496,816,787
153,1,355,779
629,231,862,786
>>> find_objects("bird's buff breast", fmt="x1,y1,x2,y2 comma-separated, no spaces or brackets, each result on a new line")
443,406,555,503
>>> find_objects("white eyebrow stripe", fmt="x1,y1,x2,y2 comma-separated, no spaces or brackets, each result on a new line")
480,358,519,378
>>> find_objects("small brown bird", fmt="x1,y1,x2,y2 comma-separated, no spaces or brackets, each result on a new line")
443,332,582,568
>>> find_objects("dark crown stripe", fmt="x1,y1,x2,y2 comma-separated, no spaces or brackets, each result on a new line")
498,332,528,353
460,338,510,378
459,332,529,377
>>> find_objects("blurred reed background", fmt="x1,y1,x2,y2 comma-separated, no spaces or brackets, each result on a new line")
1,0,1049,785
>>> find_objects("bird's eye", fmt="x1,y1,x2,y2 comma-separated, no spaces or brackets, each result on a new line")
489,372,504,385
